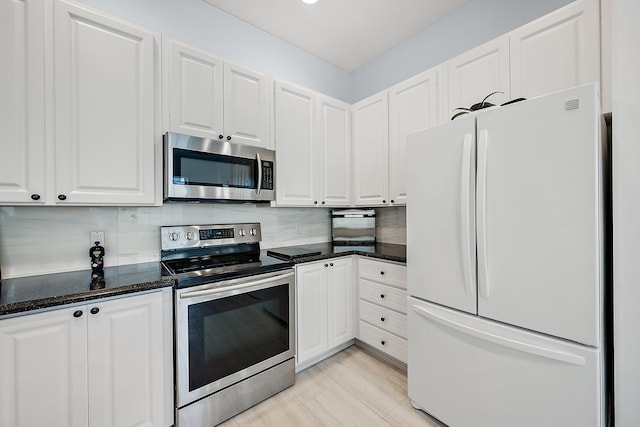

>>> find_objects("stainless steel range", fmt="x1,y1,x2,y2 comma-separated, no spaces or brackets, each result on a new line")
161,223,295,427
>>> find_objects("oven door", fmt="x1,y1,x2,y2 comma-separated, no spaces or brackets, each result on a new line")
175,270,295,408
164,132,275,202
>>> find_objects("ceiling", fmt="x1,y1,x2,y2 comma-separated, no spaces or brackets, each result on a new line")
203,0,469,72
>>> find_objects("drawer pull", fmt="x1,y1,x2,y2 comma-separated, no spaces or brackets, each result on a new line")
380,317,386,322
381,340,386,346
380,294,385,299
73,310,83,318
380,271,385,276
324,263,329,267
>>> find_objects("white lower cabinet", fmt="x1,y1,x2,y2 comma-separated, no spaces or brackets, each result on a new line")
0,289,173,427
296,257,355,369
357,258,408,363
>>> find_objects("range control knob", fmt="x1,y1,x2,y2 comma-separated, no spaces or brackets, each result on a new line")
169,232,180,241
250,228,257,236
239,229,246,237
185,231,195,240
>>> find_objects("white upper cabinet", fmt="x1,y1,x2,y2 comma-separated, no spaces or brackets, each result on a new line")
223,62,272,148
318,96,351,206
163,37,224,140
163,36,272,149
0,0,160,206
352,92,389,206
388,66,445,205
447,36,511,117
510,0,600,101
275,81,317,206
275,80,351,207
0,0,46,204
53,0,158,205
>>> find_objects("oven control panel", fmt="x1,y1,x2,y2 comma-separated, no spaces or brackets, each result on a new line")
161,223,262,251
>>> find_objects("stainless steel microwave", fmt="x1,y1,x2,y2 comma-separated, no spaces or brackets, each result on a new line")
164,132,275,202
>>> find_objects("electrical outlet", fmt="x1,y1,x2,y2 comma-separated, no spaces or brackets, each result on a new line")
90,231,105,246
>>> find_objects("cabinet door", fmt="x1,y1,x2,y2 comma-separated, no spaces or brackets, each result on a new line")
0,0,46,204
510,0,600,100
447,36,510,117
88,292,166,427
275,81,317,206
0,307,88,427
352,92,389,206
296,263,328,365
318,96,351,206
327,258,355,348
53,0,157,205
388,66,444,205
224,62,272,148
163,36,224,140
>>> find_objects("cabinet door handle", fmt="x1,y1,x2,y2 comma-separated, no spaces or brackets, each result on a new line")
382,200,387,204
90,307,100,315
58,194,67,201
380,317,385,322
324,263,329,267
380,294,385,299
380,271,385,276
31,194,41,200
390,200,395,204
218,135,224,139
329,263,333,267
381,340,386,346
73,310,83,318
226,135,232,141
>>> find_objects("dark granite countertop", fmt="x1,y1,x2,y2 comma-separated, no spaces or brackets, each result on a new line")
0,262,174,317
266,242,406,264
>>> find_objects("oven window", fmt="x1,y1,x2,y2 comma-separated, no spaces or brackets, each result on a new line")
173,148,256,189
187,283,290,391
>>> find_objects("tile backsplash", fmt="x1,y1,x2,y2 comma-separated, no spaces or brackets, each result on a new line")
0,205,405,278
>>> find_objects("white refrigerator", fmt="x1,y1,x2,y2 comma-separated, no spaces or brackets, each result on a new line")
406,83,606,427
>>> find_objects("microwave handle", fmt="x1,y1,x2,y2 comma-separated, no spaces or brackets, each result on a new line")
256,152,262,195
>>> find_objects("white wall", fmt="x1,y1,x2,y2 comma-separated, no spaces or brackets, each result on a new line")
351,0,573,102
0,205,331,278
612,0,640,424
75,0,353,102
0,205,406,278
75,0,571,104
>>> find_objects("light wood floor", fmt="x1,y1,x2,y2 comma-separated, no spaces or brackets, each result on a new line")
219,345,442,426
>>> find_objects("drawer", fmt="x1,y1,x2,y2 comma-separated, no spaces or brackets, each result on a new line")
359,279,407,314
359,258,406,289
359,320,407,363
359,299,407,339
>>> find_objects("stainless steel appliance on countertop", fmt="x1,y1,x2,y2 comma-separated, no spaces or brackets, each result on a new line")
331,209,376,244
161,223,295,427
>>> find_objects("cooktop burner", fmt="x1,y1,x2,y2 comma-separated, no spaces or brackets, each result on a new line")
161,223,293,287
164,253,261,274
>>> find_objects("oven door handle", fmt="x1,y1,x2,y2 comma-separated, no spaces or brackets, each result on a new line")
179,271,294,299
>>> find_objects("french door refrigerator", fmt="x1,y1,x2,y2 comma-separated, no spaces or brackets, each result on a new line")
406,83,607,427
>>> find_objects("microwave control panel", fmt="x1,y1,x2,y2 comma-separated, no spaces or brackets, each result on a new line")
261,161,274,190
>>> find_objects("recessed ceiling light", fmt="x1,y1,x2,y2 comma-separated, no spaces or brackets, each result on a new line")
302,0,319,4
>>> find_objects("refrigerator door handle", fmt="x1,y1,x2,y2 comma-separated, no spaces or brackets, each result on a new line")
460,133,476,296
477,130,490,298
411,304,586,366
